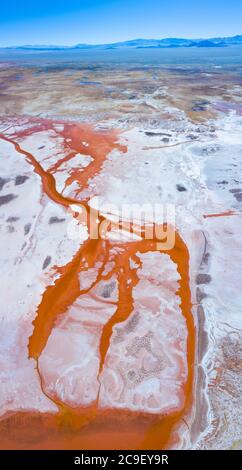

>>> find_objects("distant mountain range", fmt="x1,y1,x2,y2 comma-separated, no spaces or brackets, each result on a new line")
3,35,242,51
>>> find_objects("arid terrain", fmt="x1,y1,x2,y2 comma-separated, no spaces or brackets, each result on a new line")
0,55,242,449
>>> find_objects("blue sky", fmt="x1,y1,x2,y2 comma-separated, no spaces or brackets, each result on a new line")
1,0,242,46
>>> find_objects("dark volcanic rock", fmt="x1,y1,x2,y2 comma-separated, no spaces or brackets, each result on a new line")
233,192,242,202
42,256,52,270
101,281,116,298
145,131,171,137
196,287,207,303
192,100,209,112
24,223,31,235
0,194,17,206
176,184,187,192
0,177,10,191
49,216,66,224
187,134,198,140
15,175,29,186
196,273,212,285
7,216,19,222
230,188,241,193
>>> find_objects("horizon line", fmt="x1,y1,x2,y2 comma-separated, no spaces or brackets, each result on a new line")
1,33,242,49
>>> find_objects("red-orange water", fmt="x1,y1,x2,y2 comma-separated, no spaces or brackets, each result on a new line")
0,118,195,450
204,211,240,218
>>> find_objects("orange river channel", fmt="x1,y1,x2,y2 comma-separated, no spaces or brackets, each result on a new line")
0,119,195,450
